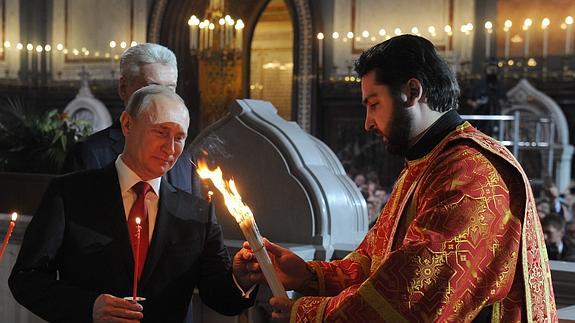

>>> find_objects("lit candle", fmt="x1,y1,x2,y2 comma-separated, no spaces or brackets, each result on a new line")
132,217,141,302
0,212,17,262
3,41,10,76
444,25,452,55
226,18,234,50
542,18,550,58
504,19,512,59
235,19,244,51
460,25,468,61
35,45,44,74
219,17,225,50
44,44,52,76
109,41,117,75
485,21,493,58
523,18,532,58
197,162,288,299
203,20,210,50
317,32,324,69
566,16,574,55
208,23,215,49
26,43,33,72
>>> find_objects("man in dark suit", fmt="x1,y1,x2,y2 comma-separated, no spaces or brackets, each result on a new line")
10,85,256,322
62,43,200,196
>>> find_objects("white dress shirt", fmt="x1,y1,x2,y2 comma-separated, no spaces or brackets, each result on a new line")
115,155,161,242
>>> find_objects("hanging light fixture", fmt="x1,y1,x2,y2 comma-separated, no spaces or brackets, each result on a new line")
187,0,246,129
188,0,244,58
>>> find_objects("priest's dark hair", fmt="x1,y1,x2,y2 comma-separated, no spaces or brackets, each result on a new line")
354,34,460,112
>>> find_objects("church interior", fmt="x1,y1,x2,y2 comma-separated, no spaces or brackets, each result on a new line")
1,0,575,321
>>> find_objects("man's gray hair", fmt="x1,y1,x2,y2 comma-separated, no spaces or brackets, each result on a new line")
126,85,186,117
120,43,178,80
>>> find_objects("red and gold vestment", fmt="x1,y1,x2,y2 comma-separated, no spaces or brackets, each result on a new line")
292,122,556,322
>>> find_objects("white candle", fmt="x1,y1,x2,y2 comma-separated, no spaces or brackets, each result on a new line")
504,20,512,59
566,16,574,55
44,44,52,76
444,25,452,55
208,23,215,48
542,18,550,58
484,21,493,58
188,15,199,52
219,18,225,50
317,32,324,68
26,43,33,72
523,19,532,58
239,218,288,298
235,19,244,51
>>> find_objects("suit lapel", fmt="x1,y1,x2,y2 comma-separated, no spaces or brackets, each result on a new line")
140,179,180,288
99,164,135,279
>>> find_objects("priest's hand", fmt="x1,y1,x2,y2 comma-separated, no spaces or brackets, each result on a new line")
92,294,143,323
270,296,294,322
263,239,312,291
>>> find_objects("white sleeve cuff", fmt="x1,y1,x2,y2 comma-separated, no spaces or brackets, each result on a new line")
232,274,257,299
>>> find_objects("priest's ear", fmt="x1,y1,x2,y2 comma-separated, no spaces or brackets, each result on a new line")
404,78,423,106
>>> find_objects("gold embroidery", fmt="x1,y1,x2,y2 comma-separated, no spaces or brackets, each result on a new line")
343,251,371,277
358,280,408,323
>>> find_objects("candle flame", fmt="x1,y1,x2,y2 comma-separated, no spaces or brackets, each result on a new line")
10,212,17,221
196,160,254,224
135,217,141,225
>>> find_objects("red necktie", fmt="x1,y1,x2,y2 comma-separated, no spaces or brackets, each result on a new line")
128,181,151,280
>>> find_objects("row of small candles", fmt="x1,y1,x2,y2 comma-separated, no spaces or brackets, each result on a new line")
0,212,17,263
316,16,575,66
0,40,138,75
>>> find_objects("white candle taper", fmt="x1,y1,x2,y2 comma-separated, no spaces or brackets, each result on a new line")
566,16,574,55
542,18,550,59
196,161,288,299
484,21,493,58
523,18,532,58
504,20,512,59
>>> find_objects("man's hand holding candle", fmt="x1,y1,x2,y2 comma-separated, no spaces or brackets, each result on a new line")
92,294,143,323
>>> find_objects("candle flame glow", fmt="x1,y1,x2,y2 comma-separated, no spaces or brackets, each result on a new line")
196,160,254,224
11,212,17,221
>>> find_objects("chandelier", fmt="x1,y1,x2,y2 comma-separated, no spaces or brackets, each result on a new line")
188,0,244,59
187,0,245,128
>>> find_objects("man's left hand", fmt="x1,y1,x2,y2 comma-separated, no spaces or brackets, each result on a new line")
270,297,294,322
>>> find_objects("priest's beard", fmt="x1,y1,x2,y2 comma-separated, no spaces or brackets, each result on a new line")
384,98,412,156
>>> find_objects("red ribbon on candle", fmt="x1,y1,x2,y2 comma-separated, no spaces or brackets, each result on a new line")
132,217,141,302
0,212,17,262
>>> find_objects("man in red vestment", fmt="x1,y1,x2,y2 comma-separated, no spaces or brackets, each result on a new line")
235,35,556,322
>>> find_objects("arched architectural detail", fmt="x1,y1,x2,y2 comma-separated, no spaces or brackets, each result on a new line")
147,0,168,43
504,79,573,192
291,0,314,133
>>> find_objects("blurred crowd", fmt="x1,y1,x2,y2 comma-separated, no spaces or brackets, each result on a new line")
537,178,575,262
348,169,389,227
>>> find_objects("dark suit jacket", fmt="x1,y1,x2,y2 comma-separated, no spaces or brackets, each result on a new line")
9,164,254,323
62,120,201,197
